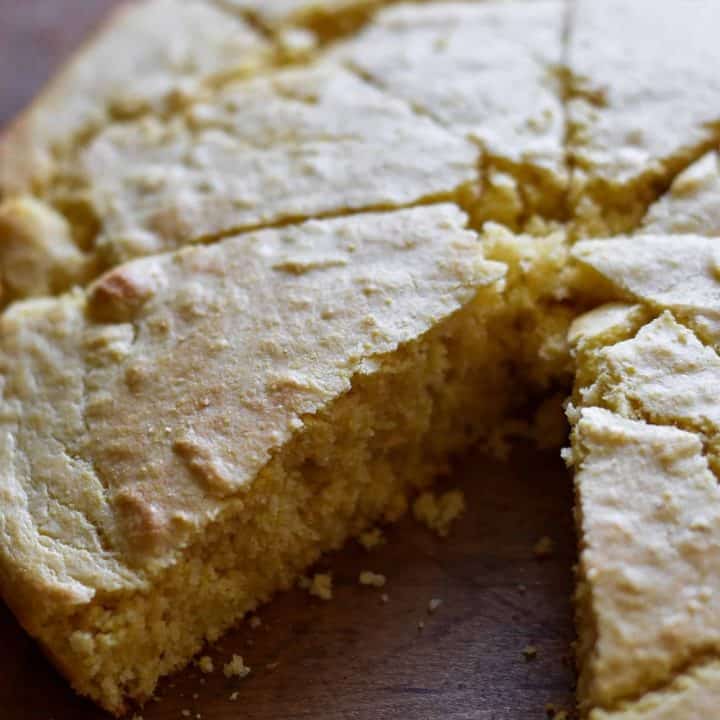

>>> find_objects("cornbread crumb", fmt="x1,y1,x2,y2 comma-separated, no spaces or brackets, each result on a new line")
413,490,466,537
428,598,443,614
197,656,214,674
380,593,390,604
266,662,279,671
533,536,554,559
309,573,334,601
359,571,386,588
248,616,262,629
523,645,538,661
181,711,191,718
223,655,251,679
358,528,385,551
417,620,425,631
229,692,239,701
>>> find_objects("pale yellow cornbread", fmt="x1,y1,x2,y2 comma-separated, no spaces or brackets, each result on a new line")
2,1,720,718
0,0,271,197
567,0,720,236
333,0,568,228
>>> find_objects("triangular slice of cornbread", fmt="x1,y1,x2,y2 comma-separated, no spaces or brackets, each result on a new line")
570,408,720,714
0,204,519,714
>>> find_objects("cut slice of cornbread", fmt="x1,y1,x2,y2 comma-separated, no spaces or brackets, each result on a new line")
0,63,477,305
567,0,720,235
591,660,720,720
640,150,720,236
333,0,568,228
0,0,270,196
569,408,720,715
0,204,532,715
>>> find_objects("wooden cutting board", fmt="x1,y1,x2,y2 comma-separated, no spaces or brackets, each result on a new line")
0,4,577,718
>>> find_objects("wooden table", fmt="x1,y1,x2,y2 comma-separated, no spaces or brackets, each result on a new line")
0,4,577,718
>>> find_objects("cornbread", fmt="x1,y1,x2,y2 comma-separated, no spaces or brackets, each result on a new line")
640,150,720,236
0,62,477,304
333,1,568,228
3,0,720,718
567,0,720,235
0,0,270,196
592,661,720,720
568,237,720,715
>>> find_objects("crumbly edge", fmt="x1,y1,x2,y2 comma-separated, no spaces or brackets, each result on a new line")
20,272,573,715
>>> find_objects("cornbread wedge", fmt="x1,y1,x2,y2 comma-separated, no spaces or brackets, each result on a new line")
0,203,552,714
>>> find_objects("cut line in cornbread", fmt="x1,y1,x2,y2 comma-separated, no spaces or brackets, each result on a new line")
0,62,478,306
333,0,568,229
567,0,720,235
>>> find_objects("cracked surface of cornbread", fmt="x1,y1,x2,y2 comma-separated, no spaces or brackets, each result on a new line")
2,0,720,717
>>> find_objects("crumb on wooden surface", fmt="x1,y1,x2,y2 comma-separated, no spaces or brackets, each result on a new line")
522,645,538,661
413,489,466,537
358,527,385,550
196,656,214,674
428,598,443,614
359,570,386,588
308,572,333,600
224,655,251,679
249,615,262,629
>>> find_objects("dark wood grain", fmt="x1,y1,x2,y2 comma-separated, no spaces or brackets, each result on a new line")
0,5,577,718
